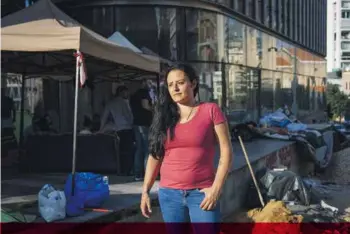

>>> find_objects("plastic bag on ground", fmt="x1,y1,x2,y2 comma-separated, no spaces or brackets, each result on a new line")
38,184,66,222
64,172,110,217
260,170,311,206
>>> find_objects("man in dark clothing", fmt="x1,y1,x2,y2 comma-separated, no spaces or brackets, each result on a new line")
1,88,18,165
130,80,153,181
1,88,16,127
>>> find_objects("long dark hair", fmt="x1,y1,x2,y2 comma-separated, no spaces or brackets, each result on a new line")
148,63,199,160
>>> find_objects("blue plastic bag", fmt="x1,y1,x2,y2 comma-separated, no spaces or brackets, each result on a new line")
64,172,109,216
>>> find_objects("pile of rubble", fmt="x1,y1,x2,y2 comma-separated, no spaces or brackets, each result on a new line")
243,147,350,223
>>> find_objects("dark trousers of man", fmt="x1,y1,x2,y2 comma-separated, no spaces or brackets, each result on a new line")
1,127,18,168
117,129,135,176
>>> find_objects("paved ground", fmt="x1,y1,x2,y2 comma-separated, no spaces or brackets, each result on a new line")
316,147,350,214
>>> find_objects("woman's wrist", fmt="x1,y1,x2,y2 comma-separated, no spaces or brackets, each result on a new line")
211,184,223,195
142,188,150,195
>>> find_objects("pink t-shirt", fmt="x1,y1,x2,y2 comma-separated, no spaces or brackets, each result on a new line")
159,102,227,190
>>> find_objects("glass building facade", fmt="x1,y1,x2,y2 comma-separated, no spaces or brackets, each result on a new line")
55,0,327,124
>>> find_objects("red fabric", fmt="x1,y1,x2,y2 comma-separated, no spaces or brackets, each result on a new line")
160,102,227,190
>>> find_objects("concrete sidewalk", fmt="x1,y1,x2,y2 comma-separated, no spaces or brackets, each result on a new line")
1,175,160,223
1,139,296,224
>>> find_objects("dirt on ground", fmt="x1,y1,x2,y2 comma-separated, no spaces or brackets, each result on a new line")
318,147,350,185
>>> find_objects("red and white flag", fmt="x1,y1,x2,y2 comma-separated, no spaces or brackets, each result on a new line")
74,51,87,87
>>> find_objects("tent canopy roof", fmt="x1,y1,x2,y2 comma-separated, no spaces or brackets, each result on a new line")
1,0,160,78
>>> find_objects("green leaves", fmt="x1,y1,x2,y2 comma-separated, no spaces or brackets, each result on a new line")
326,84,350,119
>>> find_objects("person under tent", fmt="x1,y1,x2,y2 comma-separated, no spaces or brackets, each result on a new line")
100,85,135,176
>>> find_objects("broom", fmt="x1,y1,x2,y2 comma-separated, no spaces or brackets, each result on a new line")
238,135,265,207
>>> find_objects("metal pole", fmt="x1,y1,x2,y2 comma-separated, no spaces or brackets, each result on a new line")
71,51,80,196
292,47,298,116
19,73,26,150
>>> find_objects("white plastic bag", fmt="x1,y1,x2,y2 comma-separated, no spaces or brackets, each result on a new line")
38,184,66,222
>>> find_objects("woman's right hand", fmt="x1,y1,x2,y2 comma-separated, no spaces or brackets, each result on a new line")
140,192,152,218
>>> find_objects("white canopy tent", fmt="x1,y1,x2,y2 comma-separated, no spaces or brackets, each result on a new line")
107,31,172,65
1,0,160,75
108,31,143,53
1,0,161,191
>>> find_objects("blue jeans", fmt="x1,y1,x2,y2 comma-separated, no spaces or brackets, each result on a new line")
158,187,221,234
133,125,149,177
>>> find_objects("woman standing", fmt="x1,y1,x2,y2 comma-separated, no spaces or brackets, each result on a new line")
140,64,233,234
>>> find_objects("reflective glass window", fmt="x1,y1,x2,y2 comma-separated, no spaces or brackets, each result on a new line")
185,9,221,62
227,18,245,65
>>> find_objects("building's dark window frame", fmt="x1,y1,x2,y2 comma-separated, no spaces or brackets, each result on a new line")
264,0,270,27
233,0,244,13
314,0,317,52
301,0,306,46
316,0,319,53
323,0,325,54
306,0,309,46
281,0,287,35
245,0,255,19
310,0,313,51
298,0,302,44
320,0,322,53
300,0,303,44
304,0,308,48
293,0,297,42
323,0,326,55
292,0,297,42
277,0,283,34
59,0,326,57
320,0,323,54
316,0,318,52
315,0,318,52
284,0,289,36
255,0,262,23
311,0,314,50
289,0,293,39
270,0,276,30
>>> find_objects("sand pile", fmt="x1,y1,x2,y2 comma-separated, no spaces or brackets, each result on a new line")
247,200,303,223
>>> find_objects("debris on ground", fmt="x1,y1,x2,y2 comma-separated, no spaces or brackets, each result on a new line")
246,168,311,208
340,213,350,222
260,169,311,206
287,201,343,223
247,200,303,223
242,146,350,224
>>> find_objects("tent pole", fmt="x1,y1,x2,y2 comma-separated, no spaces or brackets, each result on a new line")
156,73,160,98
71,50,80,196
19,73,26,150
